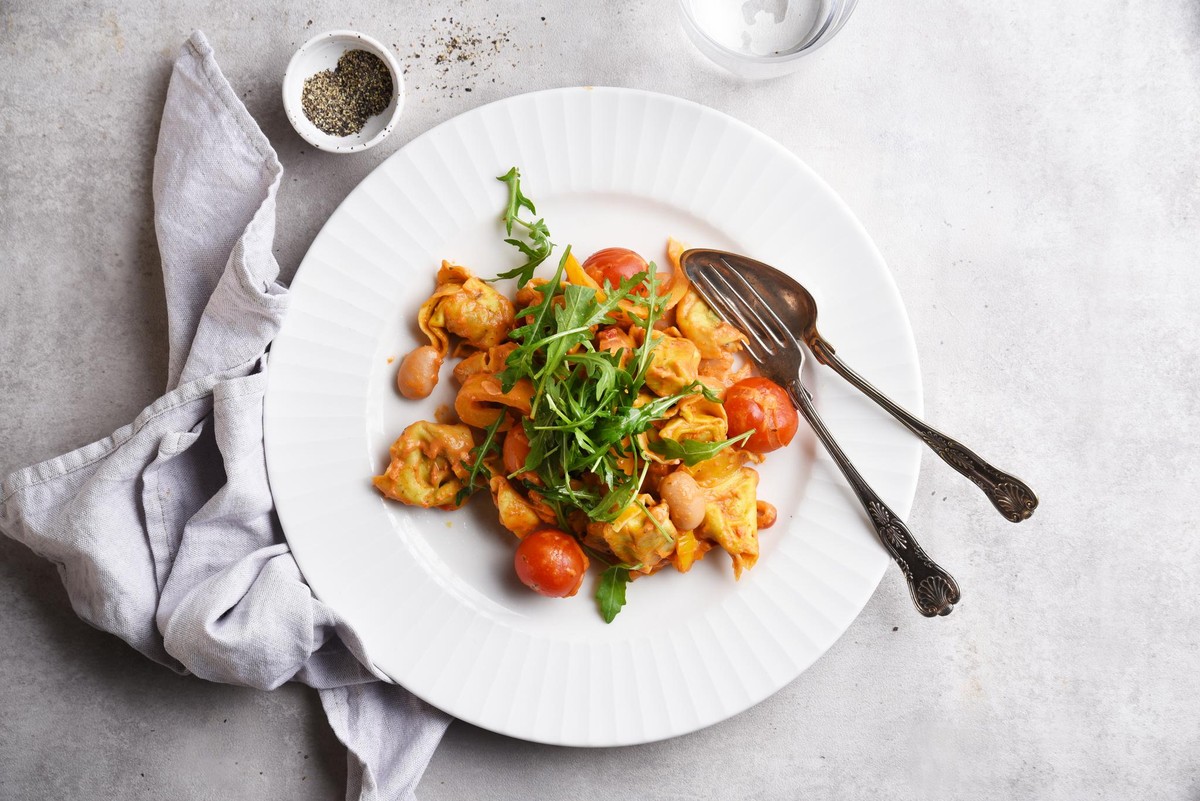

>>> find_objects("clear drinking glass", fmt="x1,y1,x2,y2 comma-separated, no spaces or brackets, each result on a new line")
678,0,860,79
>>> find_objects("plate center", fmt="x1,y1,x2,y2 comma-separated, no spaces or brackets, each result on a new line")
369,190,815,637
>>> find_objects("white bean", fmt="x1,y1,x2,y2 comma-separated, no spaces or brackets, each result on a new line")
660,471,706,531
396,345,442,399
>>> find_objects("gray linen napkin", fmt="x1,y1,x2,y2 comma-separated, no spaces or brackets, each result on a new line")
0,31,450,800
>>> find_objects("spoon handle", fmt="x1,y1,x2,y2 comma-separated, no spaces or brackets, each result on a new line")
808,337,1038,523
786,382,961,617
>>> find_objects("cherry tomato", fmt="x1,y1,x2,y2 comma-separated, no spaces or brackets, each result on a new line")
725,377,799,453
582,248,650,292
503,424,532,475
514,529,590,598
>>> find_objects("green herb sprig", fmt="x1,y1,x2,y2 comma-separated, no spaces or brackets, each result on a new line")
596,566,630,623
454,414,506,507
493,168,553,286
649,430,753,466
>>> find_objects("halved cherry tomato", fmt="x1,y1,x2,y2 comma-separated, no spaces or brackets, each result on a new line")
514,529,590,598
582,248,650,292
725,377,799,453
503,423,532,475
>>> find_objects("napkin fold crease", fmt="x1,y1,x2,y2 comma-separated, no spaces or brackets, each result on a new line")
0,30,450,801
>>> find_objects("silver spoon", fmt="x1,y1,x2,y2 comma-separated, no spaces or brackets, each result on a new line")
682,249,1038,523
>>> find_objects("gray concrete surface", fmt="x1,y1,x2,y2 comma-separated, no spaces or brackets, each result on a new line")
2,1,1198,799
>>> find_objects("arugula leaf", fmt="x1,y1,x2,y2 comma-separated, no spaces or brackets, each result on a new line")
584,459,651,524
494,169,552,286
596,565,630,623
537,283,628,384
454,414,505,506
649,430,754,466
626,268,666,384
497,167,536,232
498,248,570,392
564,351,619,401
518,420,547,475
589,389,692,452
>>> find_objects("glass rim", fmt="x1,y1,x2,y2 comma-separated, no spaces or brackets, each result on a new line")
677,0,859,63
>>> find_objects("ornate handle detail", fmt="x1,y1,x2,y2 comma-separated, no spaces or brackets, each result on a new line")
808,337,1038,523
866,501,961,616
917,430,1038,522
788,383,961,617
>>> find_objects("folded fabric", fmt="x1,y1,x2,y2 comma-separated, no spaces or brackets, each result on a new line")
0,30,450,801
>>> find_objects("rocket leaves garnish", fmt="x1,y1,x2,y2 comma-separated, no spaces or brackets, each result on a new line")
596,566,631,624
481,167,748,621
649,430,753,467
493,168,553,286
454,414,505,507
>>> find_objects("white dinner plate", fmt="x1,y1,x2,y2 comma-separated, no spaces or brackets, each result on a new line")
264,87,922,746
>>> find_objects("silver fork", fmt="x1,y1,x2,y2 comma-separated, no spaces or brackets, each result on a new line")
687,259,961,617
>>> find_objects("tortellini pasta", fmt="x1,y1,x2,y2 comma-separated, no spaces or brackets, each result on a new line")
658,394,728,445
677,289,746,359
373,421,475,509
584,496,678,574
694,464,760,578
453,342,516,385
699,353,752,393
455,373,534,430
644,331,701,397
490,475,556,538
418,261,515,354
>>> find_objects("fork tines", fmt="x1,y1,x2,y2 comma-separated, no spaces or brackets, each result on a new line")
689,258,797,362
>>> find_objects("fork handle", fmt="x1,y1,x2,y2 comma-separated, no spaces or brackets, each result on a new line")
808,337,1038,523
786,382,961,617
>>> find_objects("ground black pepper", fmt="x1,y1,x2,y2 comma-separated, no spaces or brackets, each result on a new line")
301,49,394,137
396,15,514,100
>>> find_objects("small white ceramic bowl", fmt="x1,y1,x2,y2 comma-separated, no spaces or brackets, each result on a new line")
282,30,404,153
